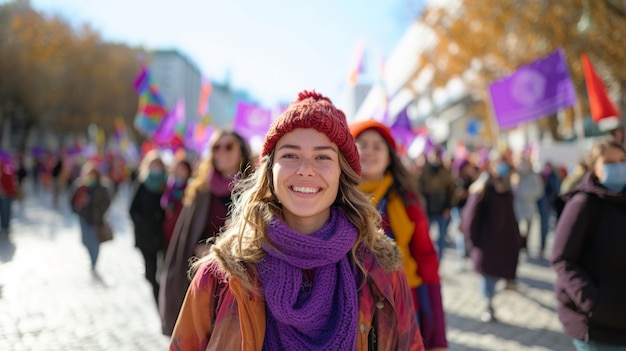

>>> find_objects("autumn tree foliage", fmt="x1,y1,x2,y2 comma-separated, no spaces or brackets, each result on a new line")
0,1,140,150
416,0,626,139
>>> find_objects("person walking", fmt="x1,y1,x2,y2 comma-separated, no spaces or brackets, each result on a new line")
159,130,254,336
419,147,456,260
129,151,167,306
452,159,478,271
511,157,544,255
552,140,626,351
537,161,561,257
160,159,192,250
351,120,447,351
69,162,112,276
461,153,523,322
169,91,423,350
0,156,17,236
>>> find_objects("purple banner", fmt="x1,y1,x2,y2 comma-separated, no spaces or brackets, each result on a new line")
233,101,272,141
489,48,577,130
390,106,416,149
153,98,185,145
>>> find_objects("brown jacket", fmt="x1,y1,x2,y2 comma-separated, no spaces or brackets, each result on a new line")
159,189,212,336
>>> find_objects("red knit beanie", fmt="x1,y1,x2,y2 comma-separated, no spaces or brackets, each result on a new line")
349,120,397,151
261,90,361,175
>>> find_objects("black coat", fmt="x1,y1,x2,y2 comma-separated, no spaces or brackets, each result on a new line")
552,172,626,345
129,182,165,252
461,173,522,280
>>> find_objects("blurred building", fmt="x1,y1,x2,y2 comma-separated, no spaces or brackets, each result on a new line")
342,83,373,120
148,49,251,128
352,20,476,152
148,50,202,124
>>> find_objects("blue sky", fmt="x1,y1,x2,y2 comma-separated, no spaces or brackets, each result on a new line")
25,0,422,108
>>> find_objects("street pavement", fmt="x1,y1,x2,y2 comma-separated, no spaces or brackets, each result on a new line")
438,224,575,351
0,183,575,350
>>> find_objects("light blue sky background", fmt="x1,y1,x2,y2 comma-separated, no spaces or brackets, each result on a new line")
24,0,423,108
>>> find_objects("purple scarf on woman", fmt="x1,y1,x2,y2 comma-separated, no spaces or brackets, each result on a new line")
257,207,359,351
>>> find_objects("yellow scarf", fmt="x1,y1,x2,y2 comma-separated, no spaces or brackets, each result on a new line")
359,172,422,287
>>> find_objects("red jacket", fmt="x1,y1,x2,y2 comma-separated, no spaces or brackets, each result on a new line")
1,163,17,198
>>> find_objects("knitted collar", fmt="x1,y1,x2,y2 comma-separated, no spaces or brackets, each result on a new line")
257,207,359,350
208,169,233,197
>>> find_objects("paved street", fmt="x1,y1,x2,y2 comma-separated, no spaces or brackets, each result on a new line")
0,185,169,351
0,184,574,350
438,226,574,351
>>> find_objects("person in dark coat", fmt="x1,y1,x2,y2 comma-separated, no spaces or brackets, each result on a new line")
69,162,112,277
129,151,167,306
552,140,626,351
160,159,192,250
419,146,457,261
461,152,523,323
158,130,254,336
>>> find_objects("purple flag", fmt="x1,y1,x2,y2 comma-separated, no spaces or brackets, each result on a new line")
153,98,185,145
233,101,272,141
489,48,577,130
185,121,215,154
390,106,416,149
133,66,149,93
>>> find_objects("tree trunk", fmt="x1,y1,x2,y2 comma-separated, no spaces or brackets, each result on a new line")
546,113,563,141
19,118,35,153
0,109,5,147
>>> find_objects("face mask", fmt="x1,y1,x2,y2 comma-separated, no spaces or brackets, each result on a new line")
149,168,164,175
147,171,166,182
496,163,510,178
174,176,186,186
430,162,442,172
85,177,97,187
600,162,626,192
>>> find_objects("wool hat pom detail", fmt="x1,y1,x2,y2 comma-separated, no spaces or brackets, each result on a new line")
261,90,361,175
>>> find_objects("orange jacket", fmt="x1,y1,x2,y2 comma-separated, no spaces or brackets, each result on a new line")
170,249,425,351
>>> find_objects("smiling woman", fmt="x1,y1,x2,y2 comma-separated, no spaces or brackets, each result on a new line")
271,129,342,234
168,90,425,350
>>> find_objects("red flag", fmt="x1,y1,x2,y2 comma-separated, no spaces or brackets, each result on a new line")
581,53,621,123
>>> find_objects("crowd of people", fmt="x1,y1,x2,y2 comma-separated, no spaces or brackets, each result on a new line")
0,90,624,350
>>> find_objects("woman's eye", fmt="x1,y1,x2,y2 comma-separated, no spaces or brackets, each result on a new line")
317,155,332,160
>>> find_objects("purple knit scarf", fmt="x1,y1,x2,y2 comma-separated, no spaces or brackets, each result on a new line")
257,207,359,351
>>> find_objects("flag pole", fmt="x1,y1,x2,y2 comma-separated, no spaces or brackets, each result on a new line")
483,88,501,149
573,95,587,159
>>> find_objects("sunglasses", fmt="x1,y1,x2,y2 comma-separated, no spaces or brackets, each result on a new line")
212,142,236,153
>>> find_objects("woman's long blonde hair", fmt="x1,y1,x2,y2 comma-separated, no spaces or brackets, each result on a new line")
192,146,401,292
183,130,254,205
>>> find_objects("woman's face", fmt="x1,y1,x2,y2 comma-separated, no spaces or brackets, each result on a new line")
149,159,164,173
355,130,390,181
175,163,190,181
272,128,341,234
594,146,626,180
212,135,242,177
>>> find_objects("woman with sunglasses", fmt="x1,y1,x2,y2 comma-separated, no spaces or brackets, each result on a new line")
350,120,447,351
169,91,423,350
159,130,254,336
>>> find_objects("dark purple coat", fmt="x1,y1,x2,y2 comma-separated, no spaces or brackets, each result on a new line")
461,175,522,279
551,172,626,345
